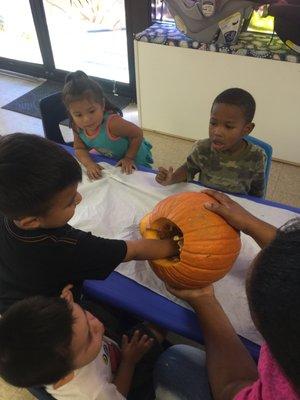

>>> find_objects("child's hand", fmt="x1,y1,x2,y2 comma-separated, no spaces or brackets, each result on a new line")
60,284,74,304
156,167,174,185
203,189,277,248
86,162,104,180
166,283,215,307
202,189,255,233
116,157,136,174
121,330,154,365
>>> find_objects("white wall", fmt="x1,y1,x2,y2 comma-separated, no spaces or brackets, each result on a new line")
135,41,300,164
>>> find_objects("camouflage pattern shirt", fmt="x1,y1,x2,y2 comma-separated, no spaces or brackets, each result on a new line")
185,139,266,197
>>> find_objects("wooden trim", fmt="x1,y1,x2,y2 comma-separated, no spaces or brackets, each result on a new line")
143,128,196,143
272,158,300,167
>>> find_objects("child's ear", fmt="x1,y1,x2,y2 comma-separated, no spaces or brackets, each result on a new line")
243,122,255,136
61,284,74,305
15,216,41,229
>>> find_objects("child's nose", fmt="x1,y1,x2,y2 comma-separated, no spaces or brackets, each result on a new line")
213,126,223,137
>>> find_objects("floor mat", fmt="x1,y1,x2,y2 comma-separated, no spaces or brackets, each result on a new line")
2,80,132,124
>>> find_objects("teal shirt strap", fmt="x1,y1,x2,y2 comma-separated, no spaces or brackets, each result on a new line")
105,113,123,141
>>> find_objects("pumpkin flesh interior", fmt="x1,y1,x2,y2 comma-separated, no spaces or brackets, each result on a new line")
150,218,183,262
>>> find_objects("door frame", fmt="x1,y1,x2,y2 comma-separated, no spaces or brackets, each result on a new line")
0,0,151,99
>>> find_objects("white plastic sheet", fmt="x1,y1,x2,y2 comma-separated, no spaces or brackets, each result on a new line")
70,163,299,344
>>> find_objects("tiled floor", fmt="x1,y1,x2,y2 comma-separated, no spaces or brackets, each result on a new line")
0,71,299,399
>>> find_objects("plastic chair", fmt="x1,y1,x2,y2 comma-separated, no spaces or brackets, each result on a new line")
39,92,70,145
246,135,273,195
28,386,55,400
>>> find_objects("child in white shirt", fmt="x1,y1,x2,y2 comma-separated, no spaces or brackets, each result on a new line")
0,286,164,400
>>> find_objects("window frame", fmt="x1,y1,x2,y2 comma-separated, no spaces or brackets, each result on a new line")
0,0,152,99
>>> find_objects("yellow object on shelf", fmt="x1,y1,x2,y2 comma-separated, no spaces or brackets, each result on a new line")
248,10,274,34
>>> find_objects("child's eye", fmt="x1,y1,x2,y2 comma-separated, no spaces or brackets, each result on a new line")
89,110,95,114
209,121,216,126
226,125,235,129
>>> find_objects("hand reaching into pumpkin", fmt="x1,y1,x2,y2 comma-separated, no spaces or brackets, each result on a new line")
202,189,277,248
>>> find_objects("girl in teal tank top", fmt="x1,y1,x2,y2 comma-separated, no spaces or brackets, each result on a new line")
62,70,153,180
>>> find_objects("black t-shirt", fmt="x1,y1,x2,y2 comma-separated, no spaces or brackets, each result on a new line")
0,215,127,313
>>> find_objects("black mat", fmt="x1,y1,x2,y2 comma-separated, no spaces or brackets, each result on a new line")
2,80,132,124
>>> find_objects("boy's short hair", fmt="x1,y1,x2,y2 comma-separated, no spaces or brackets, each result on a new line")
0,296,74,387
0,133,82,219
247,218,300,391
213,88,256,123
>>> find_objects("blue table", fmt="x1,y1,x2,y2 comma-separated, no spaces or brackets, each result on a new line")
63,145,300,361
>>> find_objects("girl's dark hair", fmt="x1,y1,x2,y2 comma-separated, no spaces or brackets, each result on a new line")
247,218,300,392
62,70,122,117
0,296,75,387
212,88,256,123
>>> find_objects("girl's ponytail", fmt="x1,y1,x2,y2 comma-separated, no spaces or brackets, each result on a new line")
104,97,123,117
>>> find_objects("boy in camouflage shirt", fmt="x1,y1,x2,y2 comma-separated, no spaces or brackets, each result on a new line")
156,88,266,197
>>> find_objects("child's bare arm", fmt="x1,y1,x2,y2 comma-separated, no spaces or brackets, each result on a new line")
203,189,277,248
113,331,153,396
156,140,204,186
156,164,188,186
73,132,104,180
110,117,143,174
73,131,93,165
124,238,178,262
167,285,258,400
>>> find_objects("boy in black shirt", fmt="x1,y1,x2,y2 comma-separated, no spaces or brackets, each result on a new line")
0,133,177,313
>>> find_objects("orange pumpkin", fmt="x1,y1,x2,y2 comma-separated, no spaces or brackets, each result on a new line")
140,192,241,289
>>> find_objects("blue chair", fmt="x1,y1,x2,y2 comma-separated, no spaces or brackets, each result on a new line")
39,92,70,145
246,135,273,196
28,387,55,400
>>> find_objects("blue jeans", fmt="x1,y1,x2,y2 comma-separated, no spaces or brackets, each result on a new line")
153,345,213,400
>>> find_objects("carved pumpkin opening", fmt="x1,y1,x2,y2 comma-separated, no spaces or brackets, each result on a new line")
151,218,183,262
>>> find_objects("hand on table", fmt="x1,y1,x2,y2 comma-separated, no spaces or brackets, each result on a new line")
155,167,174,186
86,162,104,180
116,157,136,174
